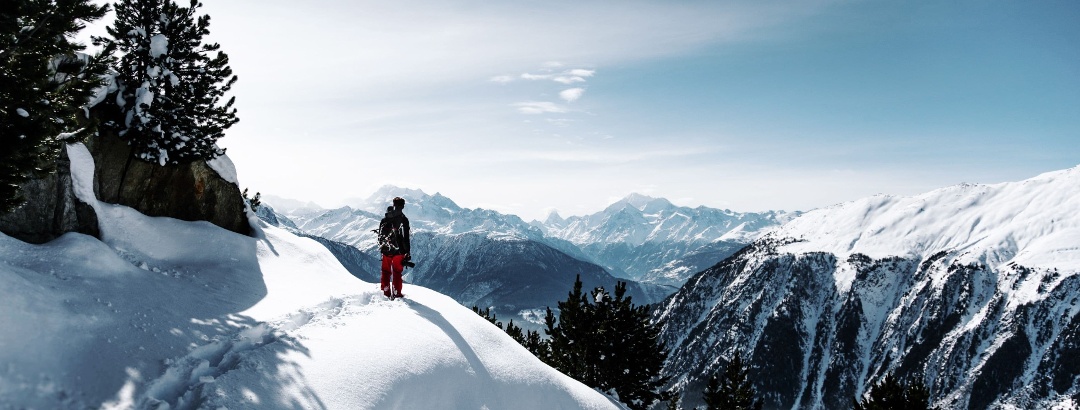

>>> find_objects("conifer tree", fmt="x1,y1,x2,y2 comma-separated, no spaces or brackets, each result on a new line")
480,276,669,409
703,351,762,410
704,372,722,409
593,282,669,408
853,373,930,410
545,275,669,410
666,393,681,410
242,188,260,212
471,305,503,329
504,319,525,342
1,0,108,213
546,275,593,383
94,0,237,166
520,327,548,361
472,305,550,360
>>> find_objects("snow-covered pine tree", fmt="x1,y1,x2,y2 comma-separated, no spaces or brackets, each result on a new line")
94,0,237,166
0,0,108,213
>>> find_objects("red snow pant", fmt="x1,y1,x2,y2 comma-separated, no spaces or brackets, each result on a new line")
381,254,404,296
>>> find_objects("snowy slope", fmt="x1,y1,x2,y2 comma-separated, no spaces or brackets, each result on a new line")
0,144,623,410
654,166,1080,410
776,166,1080,281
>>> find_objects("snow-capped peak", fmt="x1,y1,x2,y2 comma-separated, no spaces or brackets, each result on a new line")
260,194,324,213
361,185,431,208
544,209,565,226
269,185,545,249
774,164,1080,273
605,193,674,214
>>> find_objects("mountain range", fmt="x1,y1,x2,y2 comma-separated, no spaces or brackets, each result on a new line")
536,193,797,286
261,165,1080,409
653,165,1080,409
258,186,791,327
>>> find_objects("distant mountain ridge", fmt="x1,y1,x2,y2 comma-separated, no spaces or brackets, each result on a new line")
277,185,588,260
270,187,793,287
535,192,798,285
538,192,789,245
259,187,791,327
653,165,1080,409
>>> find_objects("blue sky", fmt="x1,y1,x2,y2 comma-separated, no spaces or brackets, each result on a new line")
168,0,1079,220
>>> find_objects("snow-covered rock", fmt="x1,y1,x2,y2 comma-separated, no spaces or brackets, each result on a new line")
0,145,98,243
86,130,250,236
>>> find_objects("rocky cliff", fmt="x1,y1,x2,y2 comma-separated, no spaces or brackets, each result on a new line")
0,131,249,243
84,130,249,236
0,146,99,244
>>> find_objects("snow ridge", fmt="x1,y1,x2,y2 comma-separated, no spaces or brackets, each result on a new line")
774,165,1080,297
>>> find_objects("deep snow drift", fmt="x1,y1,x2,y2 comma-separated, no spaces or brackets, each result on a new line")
0,144,622,409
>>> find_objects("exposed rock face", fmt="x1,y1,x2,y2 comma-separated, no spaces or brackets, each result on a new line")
84,131,249,236
653,165,1080,409
0,147,99,244
654,240,1080,410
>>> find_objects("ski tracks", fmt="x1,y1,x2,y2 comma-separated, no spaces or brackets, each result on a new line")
138,292,394,410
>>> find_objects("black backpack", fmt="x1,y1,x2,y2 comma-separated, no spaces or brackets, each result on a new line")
376,216,406,255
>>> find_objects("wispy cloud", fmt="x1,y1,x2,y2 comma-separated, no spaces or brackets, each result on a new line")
504,64,594,115
567,69,595,77
520,66,596,85
513,101,567,114
515,146,719,164
553,76,586,84
559,88,585,102
555,69,596,83
547,118,575,127
521,72,553,81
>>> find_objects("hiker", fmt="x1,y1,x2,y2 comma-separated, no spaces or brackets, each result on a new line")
378,196,411,298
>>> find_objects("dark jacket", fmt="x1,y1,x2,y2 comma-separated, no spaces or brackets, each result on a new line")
379,209,410,256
